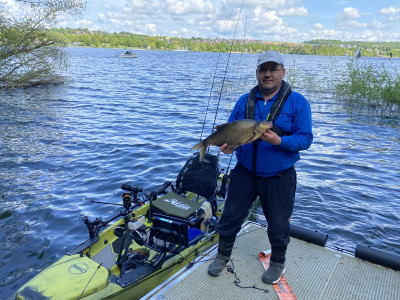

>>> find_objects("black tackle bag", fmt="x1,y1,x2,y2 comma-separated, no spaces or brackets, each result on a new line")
176,153,219,199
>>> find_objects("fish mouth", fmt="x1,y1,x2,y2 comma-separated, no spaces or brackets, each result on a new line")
259,122,273,131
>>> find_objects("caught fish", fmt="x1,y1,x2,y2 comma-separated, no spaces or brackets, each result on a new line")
191,119,273,161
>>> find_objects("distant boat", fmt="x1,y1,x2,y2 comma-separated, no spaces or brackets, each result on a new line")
117,51,138,58
355,47,361,59
172,46,189,52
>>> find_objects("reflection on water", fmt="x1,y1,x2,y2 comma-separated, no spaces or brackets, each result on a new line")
0,49,399,298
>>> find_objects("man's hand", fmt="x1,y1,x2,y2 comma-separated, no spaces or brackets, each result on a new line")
260,129,281,146
219,143,235,154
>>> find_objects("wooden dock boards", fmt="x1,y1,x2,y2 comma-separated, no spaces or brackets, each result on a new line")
141,221,400,300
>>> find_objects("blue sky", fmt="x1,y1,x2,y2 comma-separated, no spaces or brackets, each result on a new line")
57,0,400,42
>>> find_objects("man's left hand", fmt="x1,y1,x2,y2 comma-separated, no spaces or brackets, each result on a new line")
260,129,281,146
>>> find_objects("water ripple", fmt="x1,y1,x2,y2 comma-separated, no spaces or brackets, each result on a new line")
0,49,399,298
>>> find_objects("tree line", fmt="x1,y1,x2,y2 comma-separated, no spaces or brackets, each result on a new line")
51,27,399,58
1,0,399,88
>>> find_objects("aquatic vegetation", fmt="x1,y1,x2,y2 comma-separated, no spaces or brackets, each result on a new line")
335,60,400,116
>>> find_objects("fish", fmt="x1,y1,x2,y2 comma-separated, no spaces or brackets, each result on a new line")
191,119,273,161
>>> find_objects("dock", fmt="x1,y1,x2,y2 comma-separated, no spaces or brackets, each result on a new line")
141,221,400,299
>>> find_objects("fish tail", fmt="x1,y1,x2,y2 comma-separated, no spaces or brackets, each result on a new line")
199,146,206,162
191,141,203,151
191,142,206,161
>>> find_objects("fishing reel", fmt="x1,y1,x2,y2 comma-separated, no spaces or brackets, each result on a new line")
121,184,143,210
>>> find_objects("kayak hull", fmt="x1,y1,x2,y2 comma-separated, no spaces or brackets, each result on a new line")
16,194,224,300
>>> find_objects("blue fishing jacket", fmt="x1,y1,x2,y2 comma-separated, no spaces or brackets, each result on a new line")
228,87,313,177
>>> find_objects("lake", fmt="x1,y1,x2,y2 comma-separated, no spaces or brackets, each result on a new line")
0,48,399,299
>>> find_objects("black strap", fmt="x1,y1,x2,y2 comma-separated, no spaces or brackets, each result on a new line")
245,85,259,119
252,139,260,175
247,80,292,174
246,80,292,126
267,81,292,120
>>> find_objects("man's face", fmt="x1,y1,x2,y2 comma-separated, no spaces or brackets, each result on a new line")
256,62,285,96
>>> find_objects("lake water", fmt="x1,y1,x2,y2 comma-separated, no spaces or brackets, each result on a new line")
1,48,399,299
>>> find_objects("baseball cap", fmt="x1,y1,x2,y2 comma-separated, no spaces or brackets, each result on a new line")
256,51,284,67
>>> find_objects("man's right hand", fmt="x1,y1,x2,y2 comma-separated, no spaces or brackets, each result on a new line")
220,143,235,154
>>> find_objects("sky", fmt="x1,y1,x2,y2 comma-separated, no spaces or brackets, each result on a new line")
58,0,400,42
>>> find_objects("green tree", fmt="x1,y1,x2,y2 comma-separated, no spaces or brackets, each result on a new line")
0,0,85,88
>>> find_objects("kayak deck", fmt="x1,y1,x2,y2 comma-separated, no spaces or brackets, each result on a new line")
142,221,400,300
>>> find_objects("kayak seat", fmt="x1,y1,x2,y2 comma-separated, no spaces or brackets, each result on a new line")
151,191,202,219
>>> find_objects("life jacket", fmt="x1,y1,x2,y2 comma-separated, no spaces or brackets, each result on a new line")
245,80,292,174
245,80,292,136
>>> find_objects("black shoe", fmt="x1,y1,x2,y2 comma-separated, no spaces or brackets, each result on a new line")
207,254,230,277
261,261,285,284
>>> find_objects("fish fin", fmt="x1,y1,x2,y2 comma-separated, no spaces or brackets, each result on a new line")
244,133,263,144
191,141,203,150
214,123,230,130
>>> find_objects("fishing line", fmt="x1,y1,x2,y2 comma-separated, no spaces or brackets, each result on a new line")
211,0,245,132
198,10,234,142
225,15,248,118
220,13,248,173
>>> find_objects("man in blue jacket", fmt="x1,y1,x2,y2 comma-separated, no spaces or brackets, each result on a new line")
208,51,313,284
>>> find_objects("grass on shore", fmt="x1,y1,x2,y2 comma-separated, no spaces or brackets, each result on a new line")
335,60,400,116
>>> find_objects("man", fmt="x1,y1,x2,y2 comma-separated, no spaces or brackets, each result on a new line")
208,51,313,284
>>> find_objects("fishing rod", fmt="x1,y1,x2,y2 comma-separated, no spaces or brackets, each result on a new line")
220,14,249,176
225,15,248,118
195,0,246,187
198,10,234,142
198,0,245,146
210,0,245,132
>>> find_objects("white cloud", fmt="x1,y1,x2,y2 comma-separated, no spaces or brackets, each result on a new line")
165,0,214,16
1,0,27,19
123,0,161,14
358,30,384,42
146,24,157,35
249,8,307,41
380,6,400,15
370,18,385,29
336,7,367,29
388,15,400,22
223,0,290,10
313,23,323,30
253,9,283,29
338,7,360,21
310,27,341,40
111,0,163,22
215,19,238,33
3,0,18,12
278,7,308,17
